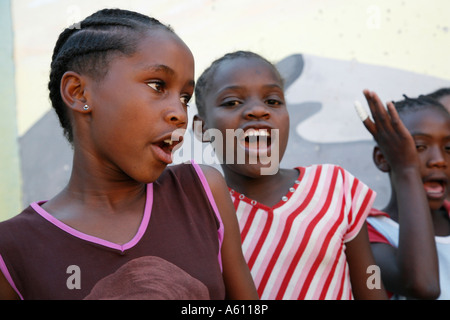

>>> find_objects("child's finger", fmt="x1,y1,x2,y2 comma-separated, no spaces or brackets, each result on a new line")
354,100,377,136
364,90,394,134
370,91,391,122
362,90,383,126
386,101,407,134
354,100,369,122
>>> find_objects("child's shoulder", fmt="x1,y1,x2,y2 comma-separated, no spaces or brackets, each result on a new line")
162,162,225,197
164,161,222,181
297,163,348,175
0,206,38,248
298,163,372,191
0,206,38,228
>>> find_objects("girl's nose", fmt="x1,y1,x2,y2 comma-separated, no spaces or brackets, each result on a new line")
427,146,447,168
164,99,187,127
244,102,270,120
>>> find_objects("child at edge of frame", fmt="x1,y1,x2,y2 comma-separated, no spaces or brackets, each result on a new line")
361,91,450,299
424,87,450,203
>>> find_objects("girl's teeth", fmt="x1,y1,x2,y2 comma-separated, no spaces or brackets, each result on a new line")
423,181,445,197
245,129,270,137
164,139,173,146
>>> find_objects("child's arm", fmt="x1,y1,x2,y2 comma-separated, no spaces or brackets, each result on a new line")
358,90,440,299
200,165,259,300
346,223,387,299
0,270,19,300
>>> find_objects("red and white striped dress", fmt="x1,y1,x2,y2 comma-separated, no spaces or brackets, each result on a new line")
230,164,375,300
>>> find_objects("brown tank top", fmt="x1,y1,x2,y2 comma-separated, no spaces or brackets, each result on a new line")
0,162,225,299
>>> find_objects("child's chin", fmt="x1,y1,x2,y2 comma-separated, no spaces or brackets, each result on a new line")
428,198,446,211
233,162,278,177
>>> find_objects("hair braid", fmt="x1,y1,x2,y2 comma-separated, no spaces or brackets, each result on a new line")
424,87,450,102
393,93,448,116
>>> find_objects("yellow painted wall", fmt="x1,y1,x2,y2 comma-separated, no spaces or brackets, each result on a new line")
0,0,21,220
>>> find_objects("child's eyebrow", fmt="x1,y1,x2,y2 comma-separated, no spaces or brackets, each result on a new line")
263,84,283,90
137,63,195,87
216,85,243,95
411,132,450,139
139,63,176,76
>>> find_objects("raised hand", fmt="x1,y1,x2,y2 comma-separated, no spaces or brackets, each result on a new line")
355,89,420,171
355,90,440,299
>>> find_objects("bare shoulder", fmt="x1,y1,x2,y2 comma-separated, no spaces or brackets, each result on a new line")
195,164,235,218
197,164,224,182
196,165,229,193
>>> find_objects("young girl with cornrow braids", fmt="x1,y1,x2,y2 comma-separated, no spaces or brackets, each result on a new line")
0,9,257,300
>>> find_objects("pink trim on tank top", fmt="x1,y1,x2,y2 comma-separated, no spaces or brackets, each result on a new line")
190,160,224,271
29,161,223,270
30,183,153,253
0,254,24,300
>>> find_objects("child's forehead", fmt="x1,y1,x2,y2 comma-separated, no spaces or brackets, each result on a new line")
439,95,450,111
137,28,190,52
212,57,282,87
130,29,193,67
401,107,450,132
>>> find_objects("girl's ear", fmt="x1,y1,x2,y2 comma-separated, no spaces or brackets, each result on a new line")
193,114,210,142
373,146,390,172
60,71,91,114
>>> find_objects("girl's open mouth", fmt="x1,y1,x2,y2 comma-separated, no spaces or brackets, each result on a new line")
239,128,272,153
423,179,447,200
153,136,183,165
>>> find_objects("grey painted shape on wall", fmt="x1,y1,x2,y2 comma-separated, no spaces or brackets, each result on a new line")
19,110,72,207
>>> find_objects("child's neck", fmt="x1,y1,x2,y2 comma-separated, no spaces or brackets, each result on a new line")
431,208,450,237
223,167,299,208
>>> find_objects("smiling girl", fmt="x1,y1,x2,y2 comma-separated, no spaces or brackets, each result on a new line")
0,9,257,300
194,51,387,300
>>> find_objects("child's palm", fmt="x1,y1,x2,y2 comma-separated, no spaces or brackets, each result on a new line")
361,90,419,170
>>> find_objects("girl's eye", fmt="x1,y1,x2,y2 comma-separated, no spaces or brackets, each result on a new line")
266,99,282,106
445,144,450,153
180,95,191,107
416,144,427,152
220,100,241,107
147,81,165,93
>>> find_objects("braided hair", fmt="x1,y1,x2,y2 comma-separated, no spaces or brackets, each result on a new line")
48,8,174,143
393,94,448,116
424,87,450,102
194,51,284,118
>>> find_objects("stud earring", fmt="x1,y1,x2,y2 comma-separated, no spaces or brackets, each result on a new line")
83,105,90,111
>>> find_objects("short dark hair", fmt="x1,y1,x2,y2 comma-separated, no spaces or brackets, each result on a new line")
424,87,450,102
393,94,448,116
48,8,174,143
194,50,284,118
